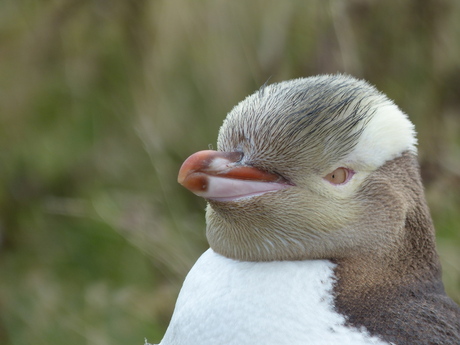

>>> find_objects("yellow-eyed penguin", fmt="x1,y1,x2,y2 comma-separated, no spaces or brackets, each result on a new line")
155,75,460,345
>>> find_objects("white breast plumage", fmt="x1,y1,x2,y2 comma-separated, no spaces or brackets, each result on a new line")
158,249,389,345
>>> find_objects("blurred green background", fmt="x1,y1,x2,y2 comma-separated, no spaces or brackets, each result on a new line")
1,0,459,344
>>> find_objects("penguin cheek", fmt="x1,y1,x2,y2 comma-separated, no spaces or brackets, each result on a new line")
349,187,408,253
204,190,353,261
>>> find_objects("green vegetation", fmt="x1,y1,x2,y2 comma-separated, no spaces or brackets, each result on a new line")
1,1,459,344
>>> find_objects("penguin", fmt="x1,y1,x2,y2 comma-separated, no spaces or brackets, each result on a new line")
155,75,460,345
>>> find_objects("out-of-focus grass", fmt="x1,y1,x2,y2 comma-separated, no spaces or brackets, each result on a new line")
0,1,459,344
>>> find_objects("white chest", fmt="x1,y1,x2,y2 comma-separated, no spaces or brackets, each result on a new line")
158,249,388,345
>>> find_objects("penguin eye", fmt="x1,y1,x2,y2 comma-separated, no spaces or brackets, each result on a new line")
323,167,352,185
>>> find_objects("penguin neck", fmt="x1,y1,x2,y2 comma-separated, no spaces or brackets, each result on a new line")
334,151,442,290
336,205,442,305
334,203,442,293
331,161,447,345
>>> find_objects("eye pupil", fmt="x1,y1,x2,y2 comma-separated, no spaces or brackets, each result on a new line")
323,167,352,185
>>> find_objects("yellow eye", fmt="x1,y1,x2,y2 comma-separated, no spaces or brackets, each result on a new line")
324,167,350,185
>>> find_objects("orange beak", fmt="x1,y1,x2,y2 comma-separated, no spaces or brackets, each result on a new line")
178,150,291,201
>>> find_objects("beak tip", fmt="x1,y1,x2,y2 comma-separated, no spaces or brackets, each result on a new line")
177,167,187,186
178,150,217,192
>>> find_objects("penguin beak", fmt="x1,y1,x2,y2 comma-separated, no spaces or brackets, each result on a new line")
178,150,291,201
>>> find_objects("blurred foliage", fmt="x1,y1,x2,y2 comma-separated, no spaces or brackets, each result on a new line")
0,0,459,344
